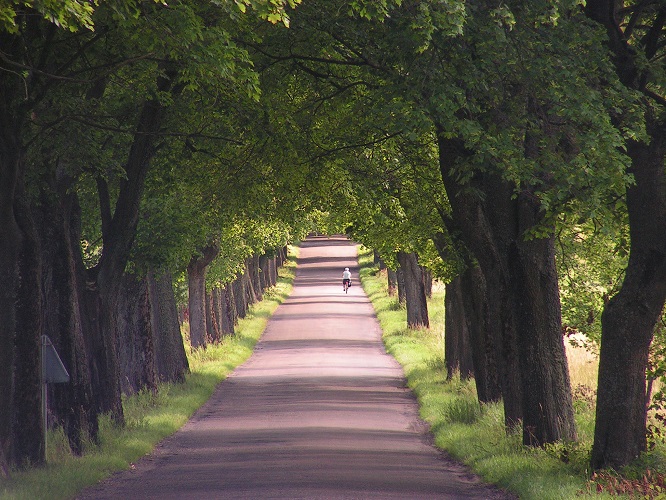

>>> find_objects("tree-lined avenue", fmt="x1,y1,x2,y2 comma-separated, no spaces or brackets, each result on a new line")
77,236,512,499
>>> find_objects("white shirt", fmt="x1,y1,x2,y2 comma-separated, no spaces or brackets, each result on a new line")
343,270,351,279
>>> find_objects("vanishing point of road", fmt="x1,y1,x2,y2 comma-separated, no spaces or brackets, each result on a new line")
78,236,514,499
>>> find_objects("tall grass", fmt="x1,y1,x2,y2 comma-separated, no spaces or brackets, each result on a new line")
357,248,632,499
0,250,297,500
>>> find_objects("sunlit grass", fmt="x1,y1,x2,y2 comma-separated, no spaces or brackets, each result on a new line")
0,249,297,500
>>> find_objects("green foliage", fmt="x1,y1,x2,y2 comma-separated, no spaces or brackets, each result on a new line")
556,212,629,344
0,0,97,33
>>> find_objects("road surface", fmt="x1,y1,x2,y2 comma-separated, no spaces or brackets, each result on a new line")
77,236,514,499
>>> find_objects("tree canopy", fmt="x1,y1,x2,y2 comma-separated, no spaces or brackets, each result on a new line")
1,0,665,475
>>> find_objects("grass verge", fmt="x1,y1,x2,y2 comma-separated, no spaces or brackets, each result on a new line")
0,249,297,500
357,246,628,500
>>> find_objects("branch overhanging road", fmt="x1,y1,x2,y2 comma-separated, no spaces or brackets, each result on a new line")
78,236,515,499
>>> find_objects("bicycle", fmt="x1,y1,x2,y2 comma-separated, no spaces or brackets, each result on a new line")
343,279,351,293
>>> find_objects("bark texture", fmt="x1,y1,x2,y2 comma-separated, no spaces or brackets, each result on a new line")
148,271,188,384
437,131,576,443
117,273,158,395
397,251,429,329
187,245,219,348
444,276,474,379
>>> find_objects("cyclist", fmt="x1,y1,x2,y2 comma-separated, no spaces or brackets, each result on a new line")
342,267,352,291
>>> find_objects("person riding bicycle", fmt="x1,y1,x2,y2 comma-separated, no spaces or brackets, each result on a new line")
342,267,352,290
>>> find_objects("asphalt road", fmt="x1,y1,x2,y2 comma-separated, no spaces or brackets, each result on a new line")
77,236,514,499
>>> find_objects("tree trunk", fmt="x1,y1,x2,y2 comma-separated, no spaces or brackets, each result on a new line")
509,193,577,445
437,129,577,442
206,289,221,343
243,259,257,306
12,193,44,466
431,232,501,403
269,254,278,287
387,268,397,296
116,272,157,396
249,255,263,301
147,271,188,384
459,265,502,403
422,268,433,298
218,285,235,335
397,251,429,328
233,276,248,319
187,245,219,349
38,177,96,455
212,288,223,340
585,0,666,470
225,282,238,328
0,64,24,468
591,132,666,469
437,132,523,429
444,276,474,379
396,266,406,305
259,254,270,291
81,71,177,426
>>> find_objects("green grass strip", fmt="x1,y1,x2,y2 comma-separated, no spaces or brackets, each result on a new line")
1,249,297,500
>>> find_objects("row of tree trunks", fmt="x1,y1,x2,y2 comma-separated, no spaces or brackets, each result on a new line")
116,271,190,396
186,249,287,349
38,173,97,457
378,253,431,327
436,131,577,445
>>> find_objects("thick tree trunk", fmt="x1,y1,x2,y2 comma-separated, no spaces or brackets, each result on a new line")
218,285,235,335
459,266,502,403
147,271,188,383
432,231,501,401
0,213,19,470
12,194,44,466
187,245,219,349
422,268,433,298
211,288,223,340
0,70,24,468
243,260,257,306
117,272,158,396
591,132,666,469
397,251,429,328
249,255,263,302
259,254,270,291
509,193,577,445
387,268,397,296
38,178,96,455
396,266,406,305
205,289,221,343
233,276,248,320
269,254,278,287
585,0,666,470
444,276,474,379
225,282,238,328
